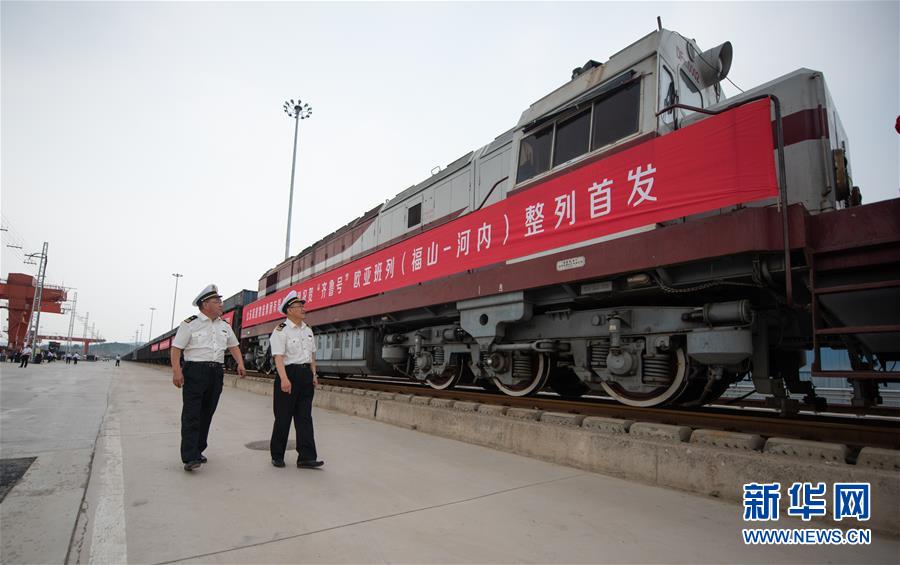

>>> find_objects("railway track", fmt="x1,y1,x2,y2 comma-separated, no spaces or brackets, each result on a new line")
234,370,900,450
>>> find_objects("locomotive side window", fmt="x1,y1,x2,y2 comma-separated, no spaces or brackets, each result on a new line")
516,126,552,183
591,80,641,151
407,203,421,228
552,109,591,167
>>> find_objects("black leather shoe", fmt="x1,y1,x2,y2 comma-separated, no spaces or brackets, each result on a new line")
297,460,324,468
199,455,208,464
184,460,202,472
272,459,286,468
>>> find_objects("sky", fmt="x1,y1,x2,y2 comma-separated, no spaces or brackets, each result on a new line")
2,1,898,345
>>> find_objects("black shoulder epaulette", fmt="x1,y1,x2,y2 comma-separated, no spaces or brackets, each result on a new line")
183,315,198,324
275,322,286,331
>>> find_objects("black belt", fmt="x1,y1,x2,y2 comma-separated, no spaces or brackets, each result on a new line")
185,361,223,368
288,363,311,367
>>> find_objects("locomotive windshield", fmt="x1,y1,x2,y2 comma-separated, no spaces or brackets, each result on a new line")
516,79,641,184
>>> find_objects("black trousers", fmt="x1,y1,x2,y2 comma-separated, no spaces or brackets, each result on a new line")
19,356,28,368
270,364,317,462
181,362,224,463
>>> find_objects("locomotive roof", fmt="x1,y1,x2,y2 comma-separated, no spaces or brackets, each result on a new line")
516,29,662,131
381,150,475,212
261,203,382,278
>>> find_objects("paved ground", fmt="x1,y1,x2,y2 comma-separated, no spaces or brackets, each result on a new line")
0,359,113,564
2,361,898,564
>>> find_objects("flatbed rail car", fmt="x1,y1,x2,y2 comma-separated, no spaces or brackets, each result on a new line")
236,28,898,411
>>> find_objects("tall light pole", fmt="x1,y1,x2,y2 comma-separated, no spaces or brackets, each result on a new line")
139,323,144,344
148,307,156,343
282,98,312,260
171,273,183,329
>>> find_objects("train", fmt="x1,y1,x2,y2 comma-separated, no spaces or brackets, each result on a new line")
133,27,900,414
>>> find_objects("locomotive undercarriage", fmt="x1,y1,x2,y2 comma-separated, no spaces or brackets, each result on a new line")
264,239,898,411
380,294,766,407
295,252,823,409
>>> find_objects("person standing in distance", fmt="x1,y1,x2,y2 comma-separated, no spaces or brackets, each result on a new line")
269,290,324,469
171,284,247,472
19,345,32,368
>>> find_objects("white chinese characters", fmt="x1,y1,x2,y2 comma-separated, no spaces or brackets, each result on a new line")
627,164,657,207
554,191,576,228
525,203,545,237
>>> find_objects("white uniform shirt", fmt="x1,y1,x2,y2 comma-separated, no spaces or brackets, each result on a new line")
269,320,316,365
172,312,239,363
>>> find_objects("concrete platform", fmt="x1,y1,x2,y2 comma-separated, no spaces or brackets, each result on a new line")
2,361,899,564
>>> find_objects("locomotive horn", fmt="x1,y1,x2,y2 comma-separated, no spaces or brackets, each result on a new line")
696,41,733,87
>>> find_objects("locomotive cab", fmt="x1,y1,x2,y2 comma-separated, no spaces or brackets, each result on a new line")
510,29,729,193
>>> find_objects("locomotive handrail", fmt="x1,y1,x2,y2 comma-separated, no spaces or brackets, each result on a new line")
654,103,718,117
476,176,509,211
657,95,793,307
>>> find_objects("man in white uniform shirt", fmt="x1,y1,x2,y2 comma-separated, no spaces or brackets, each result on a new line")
171,284,247,472
19,345,32,368
269,290,324,469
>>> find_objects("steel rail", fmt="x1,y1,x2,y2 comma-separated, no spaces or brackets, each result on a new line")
310,376,900,449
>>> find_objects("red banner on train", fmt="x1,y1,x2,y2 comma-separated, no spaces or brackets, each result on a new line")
222,310,235,327
243,100,777,329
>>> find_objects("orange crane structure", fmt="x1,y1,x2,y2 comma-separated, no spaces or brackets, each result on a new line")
36,335,106,355
0,273,68,351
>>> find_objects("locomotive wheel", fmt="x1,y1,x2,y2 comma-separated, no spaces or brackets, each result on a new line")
548,365,590,398
601,348,689,407
426,357,464,390
492,352,551,397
